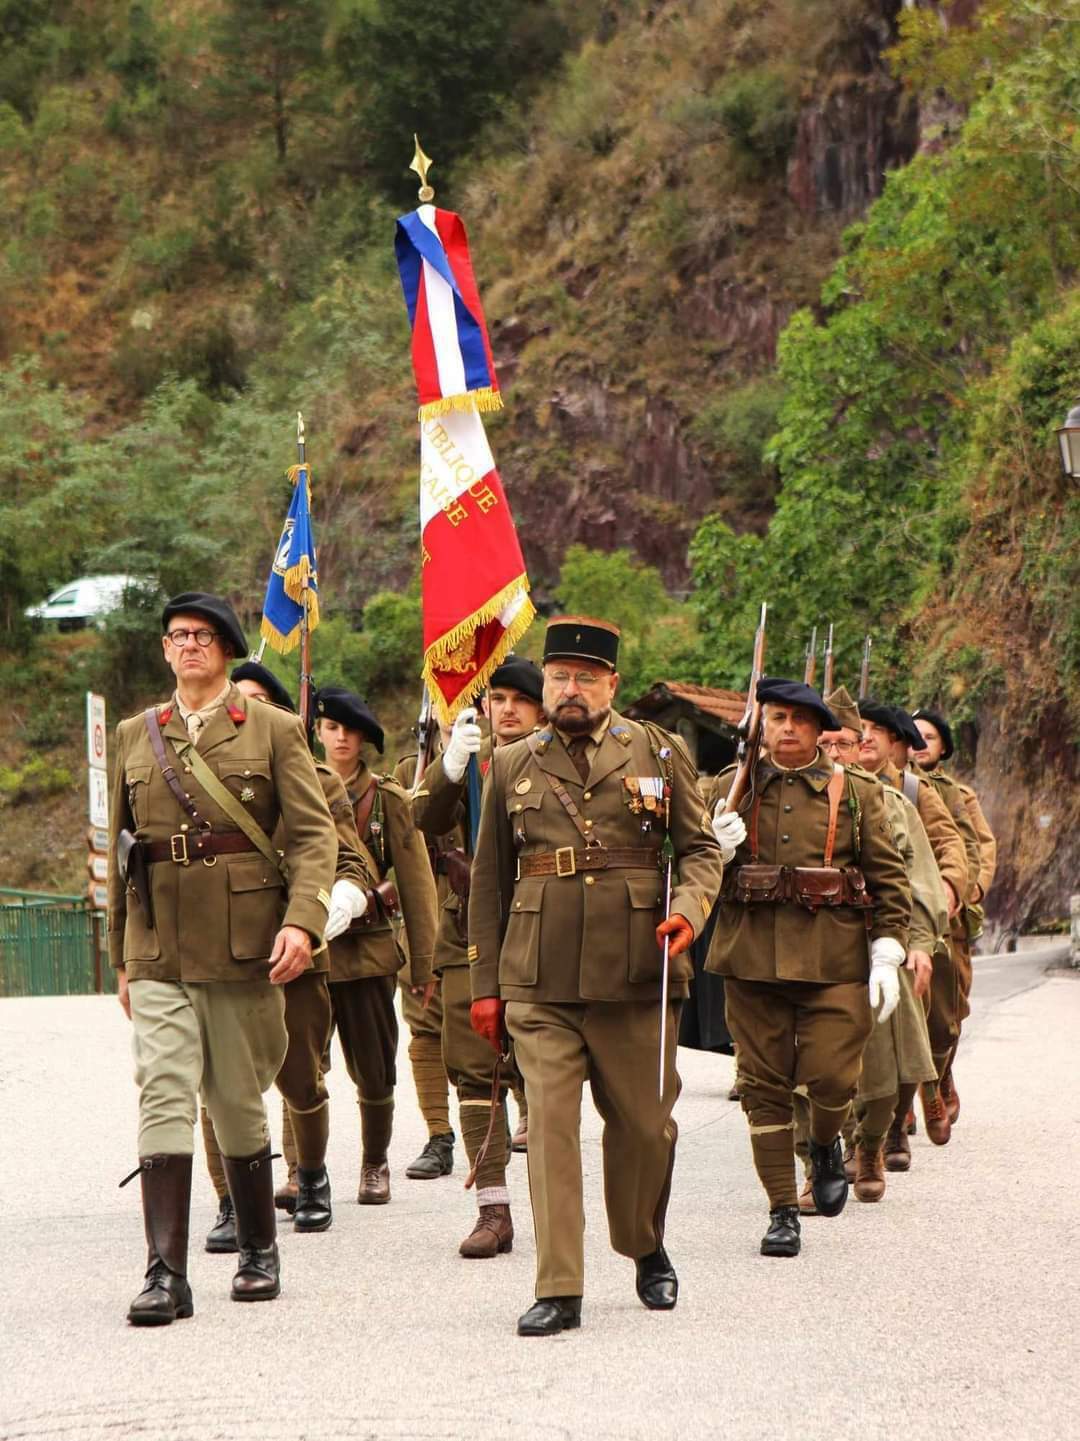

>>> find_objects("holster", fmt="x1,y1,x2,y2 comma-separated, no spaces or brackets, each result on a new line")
118,828,154,929
434,846,472,944
347,879,400,932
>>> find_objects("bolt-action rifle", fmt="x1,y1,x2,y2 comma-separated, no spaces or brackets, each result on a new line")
803,626,818,687
858,634,873,701
725,602,767,814
822,623,835,695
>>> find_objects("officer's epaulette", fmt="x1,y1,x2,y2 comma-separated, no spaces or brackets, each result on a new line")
844,762,880,785
532,729,554,755
374,772,410,802
924,767,957,789
610,724,633,747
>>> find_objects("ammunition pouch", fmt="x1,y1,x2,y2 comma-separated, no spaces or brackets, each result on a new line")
347,879,400,932
118,828,154,930
725,864,873,913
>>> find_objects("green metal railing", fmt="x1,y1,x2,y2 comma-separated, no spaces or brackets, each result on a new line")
0,888,115,997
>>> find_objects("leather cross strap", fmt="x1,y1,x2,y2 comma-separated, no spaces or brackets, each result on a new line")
144,708,204,830
823,764,845,868
518,847,658,878
526,734,595,847
351,779,378,846
174,739,287,881
144,832,261,864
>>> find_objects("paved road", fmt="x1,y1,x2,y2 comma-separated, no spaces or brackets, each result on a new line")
1,945,1076,1441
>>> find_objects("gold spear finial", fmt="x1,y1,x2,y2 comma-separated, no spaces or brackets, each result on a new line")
410,134,435,203
297,410,305,447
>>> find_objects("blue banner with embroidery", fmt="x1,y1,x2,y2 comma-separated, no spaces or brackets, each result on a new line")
260,462,320,654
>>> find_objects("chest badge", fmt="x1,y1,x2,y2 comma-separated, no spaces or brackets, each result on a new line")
240,786,256,803
514,777,532,795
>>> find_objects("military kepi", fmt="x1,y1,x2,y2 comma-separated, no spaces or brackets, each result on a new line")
488,654,543,702
315,685,385,753
231,661,295,713
756,677,839,732
911,707,954,760
162,592,247,659
543,616,620,670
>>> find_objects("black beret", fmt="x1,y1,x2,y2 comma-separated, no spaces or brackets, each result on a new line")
315,685,384,753
858,697,906,741
888,707,925,751
231,661,295,713
912,707,955,761
543,615,620,670
756,677,839,732
162,592,247,659
488,654,543,704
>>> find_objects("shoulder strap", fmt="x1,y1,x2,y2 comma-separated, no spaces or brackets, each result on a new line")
902,769,920,804
352,778,378,841
175,738,287,880
823,764,845,867
144,708,203,829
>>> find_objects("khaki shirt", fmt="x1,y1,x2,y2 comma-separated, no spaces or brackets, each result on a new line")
702,749,911,984
108,685,337,981
468,710,724,1005
325,758,438,986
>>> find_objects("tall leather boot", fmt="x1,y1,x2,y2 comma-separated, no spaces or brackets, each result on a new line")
223,1146,280,1302
125,1154,194,1326
290,1104,332,1233
357,1097,393,1204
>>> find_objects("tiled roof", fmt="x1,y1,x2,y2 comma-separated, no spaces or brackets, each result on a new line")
627,681,746,728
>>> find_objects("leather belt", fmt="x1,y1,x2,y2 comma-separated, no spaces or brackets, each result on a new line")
517,846,659,879
144,832,261,866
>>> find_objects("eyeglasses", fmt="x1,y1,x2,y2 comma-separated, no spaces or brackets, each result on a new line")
822,738,859,756
547,671,605,690
166,627,218,648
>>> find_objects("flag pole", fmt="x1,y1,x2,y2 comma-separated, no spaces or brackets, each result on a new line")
296,410,314,746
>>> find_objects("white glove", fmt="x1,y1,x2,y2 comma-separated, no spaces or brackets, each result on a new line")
712,805,748,863
443,706,482,783
868,936,904,1024
324,879,368,943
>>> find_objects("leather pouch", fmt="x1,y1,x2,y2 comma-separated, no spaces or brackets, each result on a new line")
732,864,786,904
791,867,845,910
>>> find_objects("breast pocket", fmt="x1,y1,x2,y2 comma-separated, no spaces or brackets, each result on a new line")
506,792,544,850
214,757,273,826
499,880,543,986
626,874,663,984
125,765,154,830
228,856,285,962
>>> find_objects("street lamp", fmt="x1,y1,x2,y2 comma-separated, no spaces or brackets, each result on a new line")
1055,400,1080,478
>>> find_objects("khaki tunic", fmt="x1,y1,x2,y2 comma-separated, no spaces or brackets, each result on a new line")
881,761,969,904
469,712,724,1004
108,686,336,981
882,786,950,955
702,751,911,984
957,782,997,901
326,759,437,987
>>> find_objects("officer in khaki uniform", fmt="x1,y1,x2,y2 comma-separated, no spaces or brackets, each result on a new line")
469,618,724,1337
857,700,970,1144
411,655,544,1260
199,662,379,1249
315,686,438,1204
911,706,997,1122
108,594,337,1326
702,679,911,1260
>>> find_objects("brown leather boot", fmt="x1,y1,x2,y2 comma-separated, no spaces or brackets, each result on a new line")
940,1065,960,1124
357,1098,393,1203
883,1118,911,1173
797,1177,818,1216
842,1140,857,1183
223,1146,280,1301
459,1204,514,1258
920,1083,952,1146
357,1161,391,1204
853,1144,886,1202
125,1154,194,1326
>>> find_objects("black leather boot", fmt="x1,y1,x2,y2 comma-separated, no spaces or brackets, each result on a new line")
223,1146,280,1301
635,1247,678,1310
808,1136,849,1217
123,1154,194,1325
760,1207,801,1257
293,1166,332,1232
405,1131,455,1179
517,1296,582,1336
205,1192,237,1253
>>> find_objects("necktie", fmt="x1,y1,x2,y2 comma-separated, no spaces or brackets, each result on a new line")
566,736,590,784
186,712,205,746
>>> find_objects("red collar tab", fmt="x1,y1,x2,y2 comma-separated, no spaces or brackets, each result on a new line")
227,704,246,724
158,706,173,724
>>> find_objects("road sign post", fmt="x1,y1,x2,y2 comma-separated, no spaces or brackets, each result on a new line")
86,694,108,913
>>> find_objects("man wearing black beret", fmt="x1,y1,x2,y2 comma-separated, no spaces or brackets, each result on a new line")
408,654,544,1261
109,593,337,1324
701,677,911,1258
315,685,438,1204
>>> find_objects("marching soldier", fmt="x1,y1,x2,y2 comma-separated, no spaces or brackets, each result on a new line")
316,686,439,1204
469,617,723,1336
703,679,911,1258
411,655,544,1259
109,593,337,1325
911,706,997,1121
857,700,969,1144
199,662,378,1248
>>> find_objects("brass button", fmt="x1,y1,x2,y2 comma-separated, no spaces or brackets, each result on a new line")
515,900,522,909
782,834,790,843
584,819,593,829
583,791,592,801
784,804,792,813
513,803,522,812
180,823,189,832
244,769,251,777
584,875,596,886
183,766,192,774
786,777,794,785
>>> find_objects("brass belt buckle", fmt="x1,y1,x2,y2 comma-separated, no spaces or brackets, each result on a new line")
169,832,189,866
554,846,576,878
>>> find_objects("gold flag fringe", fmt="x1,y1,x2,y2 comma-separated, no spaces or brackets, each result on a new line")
423,575,535,726
417,387,504,423
259,580,318,657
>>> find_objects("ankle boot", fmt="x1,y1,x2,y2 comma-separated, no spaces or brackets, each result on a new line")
940,1064,960,1124
920,1083,952,1146
205,1192,238,1253
760,1207,801,1257
405,1131,454,1179
358,1098,393,1204
808,1136,849,1217
293,1167,332,1232
853,1144,887,1202
223,1146,280,1302
124,1154,194,1326
459,1203,514,1258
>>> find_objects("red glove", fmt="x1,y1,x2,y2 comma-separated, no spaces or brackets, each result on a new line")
656,913,694,958
470,997,506,1053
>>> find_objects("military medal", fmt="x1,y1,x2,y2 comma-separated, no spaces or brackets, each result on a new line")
623,777,644,814
240,786,255,803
